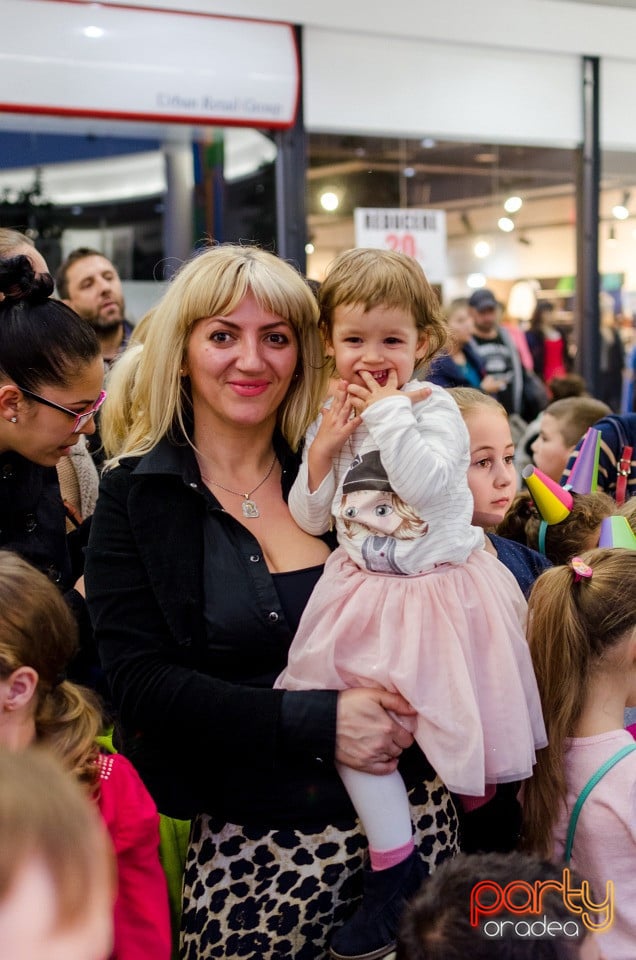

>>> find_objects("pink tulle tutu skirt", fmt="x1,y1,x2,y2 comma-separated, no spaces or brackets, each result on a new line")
277,547,547,796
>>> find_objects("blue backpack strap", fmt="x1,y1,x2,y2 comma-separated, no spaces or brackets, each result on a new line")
564,741,636,863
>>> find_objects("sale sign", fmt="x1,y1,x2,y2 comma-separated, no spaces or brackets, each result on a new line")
354,208,447,284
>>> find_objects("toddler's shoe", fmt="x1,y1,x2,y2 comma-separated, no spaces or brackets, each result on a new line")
329,850,426,960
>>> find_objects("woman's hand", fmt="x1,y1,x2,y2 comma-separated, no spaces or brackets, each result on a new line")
335,687,417,775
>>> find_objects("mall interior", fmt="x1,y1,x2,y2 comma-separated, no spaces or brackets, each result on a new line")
3,0,636,393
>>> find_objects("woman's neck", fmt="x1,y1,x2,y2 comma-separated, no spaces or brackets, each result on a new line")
192,422,277,477
572,670,629,738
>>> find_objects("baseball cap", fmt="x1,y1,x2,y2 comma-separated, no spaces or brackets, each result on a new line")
468,288,498,311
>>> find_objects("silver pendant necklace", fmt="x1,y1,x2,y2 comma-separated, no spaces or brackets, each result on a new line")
200,453,277,519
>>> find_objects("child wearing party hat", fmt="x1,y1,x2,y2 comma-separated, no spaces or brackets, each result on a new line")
498,434,616,565
531,396,609,482
275,248,547,960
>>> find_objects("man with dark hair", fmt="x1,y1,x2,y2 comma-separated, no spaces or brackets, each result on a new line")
469,288,525,417
396,851,604,960
56,248,133,368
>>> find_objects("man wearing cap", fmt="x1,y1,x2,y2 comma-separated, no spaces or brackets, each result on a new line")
468,288,524,417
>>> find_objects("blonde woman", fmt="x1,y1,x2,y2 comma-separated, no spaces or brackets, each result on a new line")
85,244,460,960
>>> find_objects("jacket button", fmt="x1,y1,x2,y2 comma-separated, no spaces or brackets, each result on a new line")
249,554,260,563
47,565,61,584
1,464,14,479
25,514,37,533
268,611,279,623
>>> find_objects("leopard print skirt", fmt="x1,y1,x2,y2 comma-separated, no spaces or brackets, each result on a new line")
180,776,458,960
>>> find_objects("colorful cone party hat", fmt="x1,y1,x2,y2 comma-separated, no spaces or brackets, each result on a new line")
522,464,574,524
566,427,601,494
598,515,636,549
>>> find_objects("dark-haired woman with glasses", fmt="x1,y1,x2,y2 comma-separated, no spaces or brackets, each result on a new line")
0,254,105,685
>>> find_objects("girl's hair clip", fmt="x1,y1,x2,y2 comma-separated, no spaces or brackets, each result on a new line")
570,556,593,582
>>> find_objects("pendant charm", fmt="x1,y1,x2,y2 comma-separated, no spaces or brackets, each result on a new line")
242,499,260,519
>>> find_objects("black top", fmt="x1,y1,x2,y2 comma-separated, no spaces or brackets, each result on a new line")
0,450,96,687
0,450,72,587
85,431,435,824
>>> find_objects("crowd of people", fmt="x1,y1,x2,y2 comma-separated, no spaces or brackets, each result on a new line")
0,228,634,960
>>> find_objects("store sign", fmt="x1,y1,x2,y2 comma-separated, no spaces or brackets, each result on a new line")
354,208,447,284
0,0,299,129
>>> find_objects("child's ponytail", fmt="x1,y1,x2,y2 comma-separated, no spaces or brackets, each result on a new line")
36,679,102,789
522,548,636,854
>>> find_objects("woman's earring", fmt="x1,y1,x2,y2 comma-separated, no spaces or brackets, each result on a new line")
10,416,17,423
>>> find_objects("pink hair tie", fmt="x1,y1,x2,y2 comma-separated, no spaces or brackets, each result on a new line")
570,556,593,582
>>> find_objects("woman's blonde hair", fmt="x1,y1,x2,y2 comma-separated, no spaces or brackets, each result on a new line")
318,248,448,374
0,747,113,930
447,386,508,419
106,244,327,462
0,552,101,788
522,548,636,855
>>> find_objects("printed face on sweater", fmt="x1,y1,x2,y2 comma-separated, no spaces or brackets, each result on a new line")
464,408,516,528
326,303,427,390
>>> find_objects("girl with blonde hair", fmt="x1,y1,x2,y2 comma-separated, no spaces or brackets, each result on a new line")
523,547,636,958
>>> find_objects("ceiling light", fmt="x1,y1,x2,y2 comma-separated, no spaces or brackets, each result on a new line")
467,272,487,289
504,195,523,214
474,240,491,258
420,138,436,149
305,242,315,255
498,216,515,233
82,25,105,38
403,167,416,178
320,190,340,212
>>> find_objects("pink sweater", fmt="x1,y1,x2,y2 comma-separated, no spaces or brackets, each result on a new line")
552,730,636,960
96,753,172,960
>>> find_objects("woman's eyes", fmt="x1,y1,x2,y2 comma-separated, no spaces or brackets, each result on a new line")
504,455,516,465
209,331,290,345
473,458,492,468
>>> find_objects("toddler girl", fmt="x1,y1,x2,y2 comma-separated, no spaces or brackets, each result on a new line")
276,249,546,960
